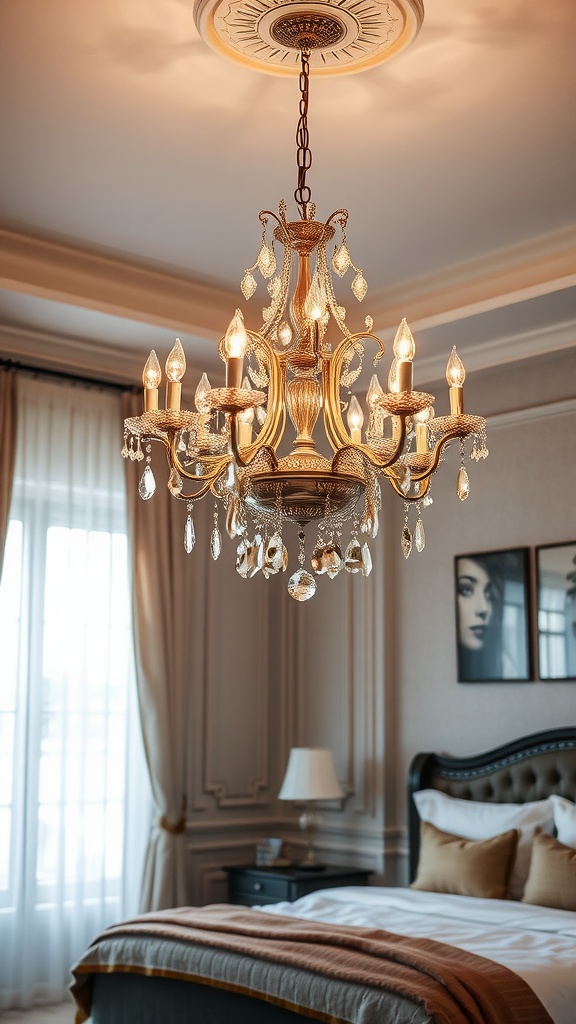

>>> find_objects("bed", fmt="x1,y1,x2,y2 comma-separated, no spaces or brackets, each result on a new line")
71,726,576,1024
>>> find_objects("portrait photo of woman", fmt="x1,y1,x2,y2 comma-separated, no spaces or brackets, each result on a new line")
455,548,531,682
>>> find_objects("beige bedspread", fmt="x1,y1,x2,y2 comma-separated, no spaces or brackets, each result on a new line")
71,904,554,1024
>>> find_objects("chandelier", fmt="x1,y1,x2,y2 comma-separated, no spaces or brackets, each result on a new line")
122,1,488,602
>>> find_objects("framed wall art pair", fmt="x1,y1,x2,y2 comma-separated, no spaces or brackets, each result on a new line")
454,541,576,683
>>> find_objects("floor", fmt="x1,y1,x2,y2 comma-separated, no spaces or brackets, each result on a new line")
1,1002,80,1023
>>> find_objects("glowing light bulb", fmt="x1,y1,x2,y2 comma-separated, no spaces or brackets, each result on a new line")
225,309,248,359
393,318,416,361
165,338,186,382
414,406,434,453
446,347,466,415
347,395,364,444
142,350,161,411
277,321,293,347
195,372,212,414
366,374,383,409
304,271,327,322
164,338,186,410
225,309,248,388
446,346,466,388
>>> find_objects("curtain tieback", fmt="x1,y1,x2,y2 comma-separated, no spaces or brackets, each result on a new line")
158,794,187,834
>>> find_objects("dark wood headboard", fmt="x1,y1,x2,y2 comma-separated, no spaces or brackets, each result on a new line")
407,727,576,882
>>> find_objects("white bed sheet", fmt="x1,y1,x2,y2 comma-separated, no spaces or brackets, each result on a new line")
258,886,576,1024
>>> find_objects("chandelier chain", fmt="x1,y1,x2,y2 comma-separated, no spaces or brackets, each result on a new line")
294,48,312,220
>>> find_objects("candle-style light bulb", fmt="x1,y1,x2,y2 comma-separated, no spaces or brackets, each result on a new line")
347,395,364,444
446,346,466,388
413,405,434,453
195,372,212,414
237,376,254,447
393,318,415,392
225,310,248,388
165,338,186,410
366,374,383,409
393,318,416,361
446,346,466,415
142,350,161,411
304,270,327,322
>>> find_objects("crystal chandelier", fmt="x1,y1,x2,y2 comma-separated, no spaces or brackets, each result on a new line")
122,5,488,602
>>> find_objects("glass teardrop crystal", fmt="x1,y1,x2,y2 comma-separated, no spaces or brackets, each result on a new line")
332,242,351,277
138,465,156,501
241,272,257,300
323,543,343,579
210,527,222,561
401,525,412,559
351,273,368,301
265,532,285,574
361,543,372,577
168,467,183,496
225,460,238,495
257,242,276,279
311,546,326,575
184,515,195,553
457,466,471,500
226,499,240,538
288,569,317,602
344,539,363,573
415,518,425,553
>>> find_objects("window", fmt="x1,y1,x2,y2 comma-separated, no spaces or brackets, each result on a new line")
0,377,147,1008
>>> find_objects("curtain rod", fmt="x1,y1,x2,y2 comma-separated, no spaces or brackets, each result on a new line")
0,357,139,395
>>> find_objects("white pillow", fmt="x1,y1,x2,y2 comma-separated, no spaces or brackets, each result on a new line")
413,789,554,899
551,795,576,847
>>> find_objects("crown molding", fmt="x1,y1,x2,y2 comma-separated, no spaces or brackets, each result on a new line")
0,227,235,338
415,317,576,384
370,226,576,333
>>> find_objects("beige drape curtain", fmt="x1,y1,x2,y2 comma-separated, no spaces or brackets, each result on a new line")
0,368,17,578
122,392,208,911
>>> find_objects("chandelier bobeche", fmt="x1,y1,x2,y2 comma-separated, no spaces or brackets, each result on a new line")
122,5,488,602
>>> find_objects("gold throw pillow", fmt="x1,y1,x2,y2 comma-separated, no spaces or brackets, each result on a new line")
522,828,576,910
411,821,519,899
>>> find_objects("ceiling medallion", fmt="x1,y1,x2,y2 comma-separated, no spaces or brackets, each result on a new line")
193,0,425,76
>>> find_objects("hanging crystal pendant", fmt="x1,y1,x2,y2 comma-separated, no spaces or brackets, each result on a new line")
264,532,285,574
195,372,212,413
241,271,257,299
236,541,249,578
138,465,156,501
210,526,222,560
415,518,425,553
257,242,276,279
168,468,183,496
457,466,471,500
332,241,351,277
361,543,372,577
288,569,317,601
256,405,267,426
226,498,240,538
323,543,343,578
121,434,129,458
184,514,196,553
401,525,412,559
344,538,363,573
351,273,367,301
311,546,326,574
423,493,433,507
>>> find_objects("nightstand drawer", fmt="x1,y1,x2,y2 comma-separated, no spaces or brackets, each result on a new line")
225,865,371,907
229,873,290,903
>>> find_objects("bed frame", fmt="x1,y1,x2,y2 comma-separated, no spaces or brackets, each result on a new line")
408,726,576,882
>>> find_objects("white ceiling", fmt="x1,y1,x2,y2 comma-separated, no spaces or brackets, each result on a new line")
0,0,575,389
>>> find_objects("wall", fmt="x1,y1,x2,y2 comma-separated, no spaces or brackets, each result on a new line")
179,348,575,902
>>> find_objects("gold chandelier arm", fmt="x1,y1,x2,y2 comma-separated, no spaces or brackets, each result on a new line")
322,331,409,469
387,473,431,501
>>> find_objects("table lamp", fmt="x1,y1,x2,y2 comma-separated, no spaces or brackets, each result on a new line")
278,748,344,869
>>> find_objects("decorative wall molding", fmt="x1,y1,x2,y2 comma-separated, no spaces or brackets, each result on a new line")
485,397,576,431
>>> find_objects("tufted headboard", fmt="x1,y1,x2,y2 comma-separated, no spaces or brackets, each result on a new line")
407,727,576,882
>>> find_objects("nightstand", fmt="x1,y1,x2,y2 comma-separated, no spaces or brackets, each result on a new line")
225,864,371,906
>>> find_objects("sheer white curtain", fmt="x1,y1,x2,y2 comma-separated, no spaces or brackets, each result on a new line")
0,376,149,1010
0,366,17,575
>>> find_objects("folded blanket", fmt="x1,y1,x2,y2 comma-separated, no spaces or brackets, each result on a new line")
71,904,554,1024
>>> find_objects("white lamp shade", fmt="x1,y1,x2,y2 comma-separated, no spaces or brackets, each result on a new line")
278,748,344,801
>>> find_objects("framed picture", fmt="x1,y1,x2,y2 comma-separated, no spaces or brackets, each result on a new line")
454,548,531,682
536,542,576,681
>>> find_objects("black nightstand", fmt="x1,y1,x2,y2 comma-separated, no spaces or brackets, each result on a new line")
225,864,371,906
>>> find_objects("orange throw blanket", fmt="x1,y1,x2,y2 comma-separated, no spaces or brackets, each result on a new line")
72,904,554,1024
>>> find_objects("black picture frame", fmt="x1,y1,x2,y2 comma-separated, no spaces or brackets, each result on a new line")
454,547,531,682
536,542,576,681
